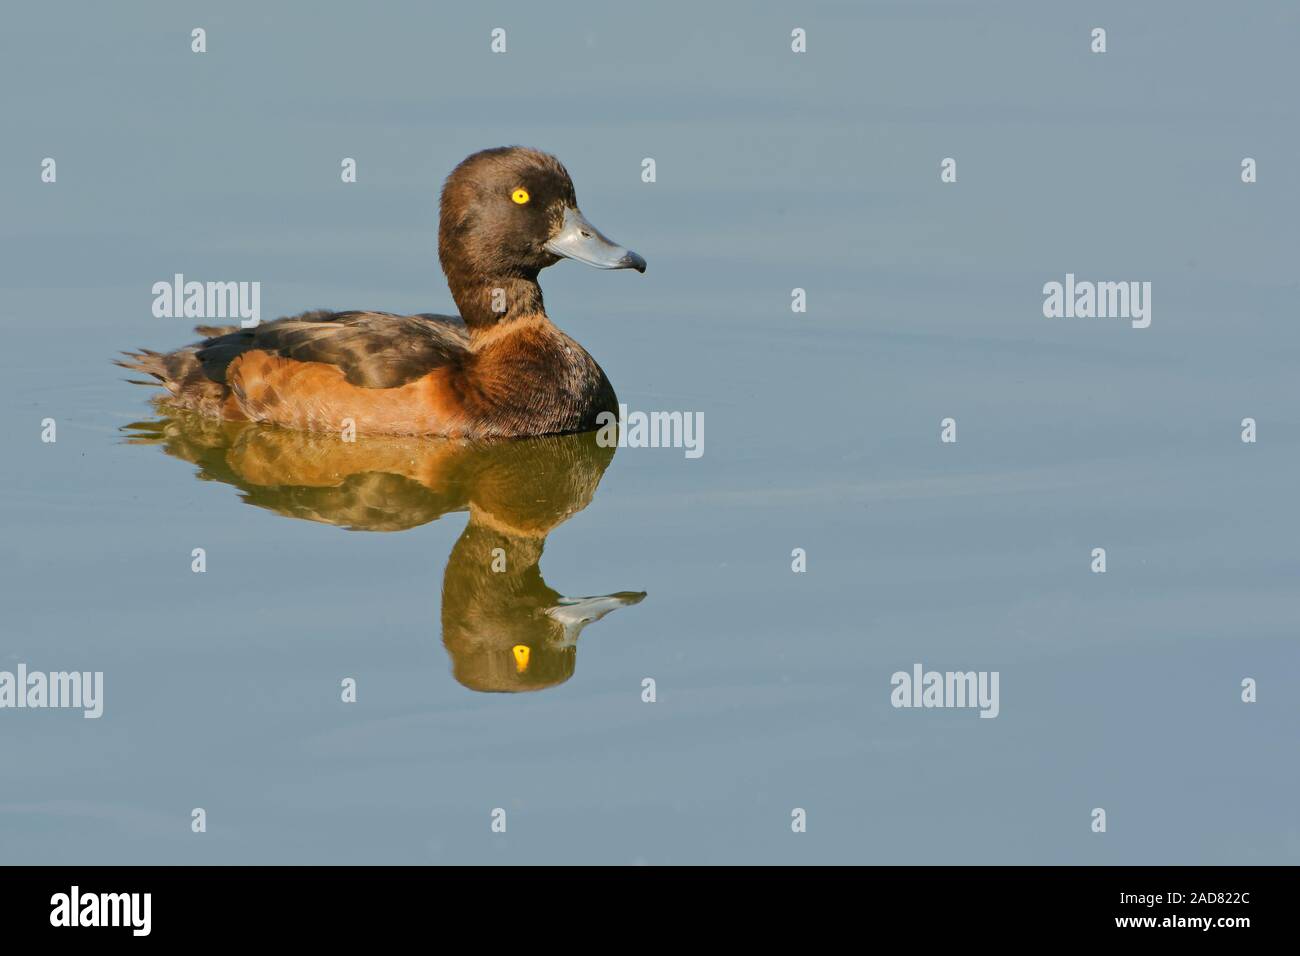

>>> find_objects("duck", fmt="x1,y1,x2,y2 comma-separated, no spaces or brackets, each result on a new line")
118,146,646,437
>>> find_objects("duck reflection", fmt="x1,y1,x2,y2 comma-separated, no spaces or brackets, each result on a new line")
123,405,645,692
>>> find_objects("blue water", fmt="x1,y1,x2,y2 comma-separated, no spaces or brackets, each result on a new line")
0,0,1296,864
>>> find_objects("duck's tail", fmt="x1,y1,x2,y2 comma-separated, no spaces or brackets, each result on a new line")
115,347,174,385
115,325,239,414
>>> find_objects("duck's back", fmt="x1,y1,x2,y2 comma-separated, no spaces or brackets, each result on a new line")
197,309,470,388
119,310,472,426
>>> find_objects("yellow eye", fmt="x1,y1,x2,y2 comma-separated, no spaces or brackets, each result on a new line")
511,187,530,205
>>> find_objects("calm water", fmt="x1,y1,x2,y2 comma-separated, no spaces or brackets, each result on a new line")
1,1,1297,864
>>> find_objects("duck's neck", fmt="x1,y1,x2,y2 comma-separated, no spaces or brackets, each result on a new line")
447,273,548,335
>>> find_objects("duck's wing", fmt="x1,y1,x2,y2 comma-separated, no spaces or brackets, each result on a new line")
195,309,470,388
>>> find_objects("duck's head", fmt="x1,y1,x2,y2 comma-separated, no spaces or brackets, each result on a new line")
438,146,646,285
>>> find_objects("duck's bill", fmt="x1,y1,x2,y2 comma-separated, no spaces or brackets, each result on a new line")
545,207,646,273
545,590,647,646
547,590,647,626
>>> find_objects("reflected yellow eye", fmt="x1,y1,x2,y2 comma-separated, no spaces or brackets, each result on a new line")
512,645,531,672
511,187,530,205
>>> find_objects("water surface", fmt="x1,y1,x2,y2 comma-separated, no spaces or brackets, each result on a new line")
0,0,1296,864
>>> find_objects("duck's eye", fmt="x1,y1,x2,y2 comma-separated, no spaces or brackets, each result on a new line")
511,187,530,205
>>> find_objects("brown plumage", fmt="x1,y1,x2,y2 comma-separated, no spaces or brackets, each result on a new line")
117,147,645,437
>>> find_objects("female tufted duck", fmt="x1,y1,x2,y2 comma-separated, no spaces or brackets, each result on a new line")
118,146,645,437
